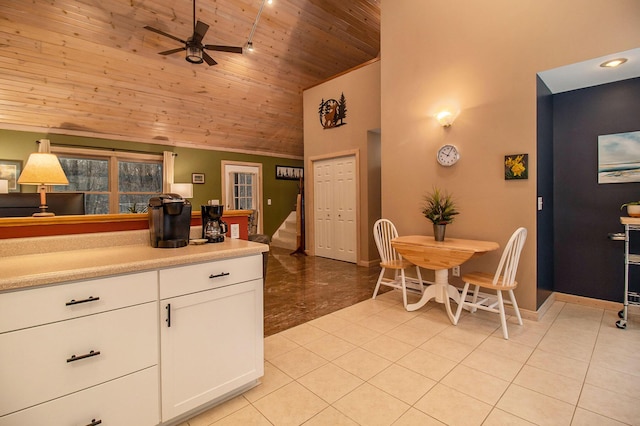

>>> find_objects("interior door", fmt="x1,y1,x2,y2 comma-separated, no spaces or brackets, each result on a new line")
333,157,356,262
313,156,356,263
222,162,262,233
314,160,334,259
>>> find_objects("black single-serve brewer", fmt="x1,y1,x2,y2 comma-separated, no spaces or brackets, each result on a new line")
148,194,192,248
201,205,228,243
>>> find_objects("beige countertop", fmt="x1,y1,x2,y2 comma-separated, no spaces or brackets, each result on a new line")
0,237,269,292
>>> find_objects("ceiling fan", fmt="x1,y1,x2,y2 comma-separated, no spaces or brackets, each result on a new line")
144,0,243,66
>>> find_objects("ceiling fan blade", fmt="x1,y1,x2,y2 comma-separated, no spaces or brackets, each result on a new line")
193,21,210,44
202,51,218,66
144,26,186,44
204,45,243,54
158,47,186,56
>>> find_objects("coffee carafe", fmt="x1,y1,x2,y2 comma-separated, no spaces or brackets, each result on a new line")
148,194,192,248
201,205,228,243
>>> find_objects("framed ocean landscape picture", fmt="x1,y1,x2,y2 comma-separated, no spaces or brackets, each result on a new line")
598,130,640,184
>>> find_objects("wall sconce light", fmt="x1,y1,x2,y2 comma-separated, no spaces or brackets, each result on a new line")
435,110,457,127
600,58,627,68
170,183,194,199
0,179,8,194
17,153,69,217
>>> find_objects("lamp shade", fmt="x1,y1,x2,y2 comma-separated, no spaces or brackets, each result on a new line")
0,179,8,194
170,183,193,199
18,153,69,185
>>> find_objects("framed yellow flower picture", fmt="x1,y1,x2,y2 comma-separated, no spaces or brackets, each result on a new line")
505,154,528,180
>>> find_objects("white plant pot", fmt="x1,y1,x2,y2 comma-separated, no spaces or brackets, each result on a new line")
626,205,640,218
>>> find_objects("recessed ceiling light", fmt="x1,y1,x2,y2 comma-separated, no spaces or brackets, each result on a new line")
600,58,628,68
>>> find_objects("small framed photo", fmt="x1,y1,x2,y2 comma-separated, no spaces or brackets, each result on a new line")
0,159,22,192
192,173,205,184
504,154,528,180
276,165,304,180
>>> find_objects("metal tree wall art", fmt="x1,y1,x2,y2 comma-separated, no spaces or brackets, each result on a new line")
318,93,347,129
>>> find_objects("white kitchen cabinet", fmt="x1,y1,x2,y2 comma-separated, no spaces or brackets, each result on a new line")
0,244,266,426
0,272,159,425
159,255,264,421
0,366,158,426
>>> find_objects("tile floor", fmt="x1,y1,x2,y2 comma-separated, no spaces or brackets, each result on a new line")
182,248,640,426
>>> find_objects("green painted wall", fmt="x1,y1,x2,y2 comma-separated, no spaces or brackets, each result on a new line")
0,129,302,237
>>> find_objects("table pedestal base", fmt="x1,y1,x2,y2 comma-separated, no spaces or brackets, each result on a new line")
406,269,461,323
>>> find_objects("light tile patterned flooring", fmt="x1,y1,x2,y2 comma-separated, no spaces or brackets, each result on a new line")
182,288,640,425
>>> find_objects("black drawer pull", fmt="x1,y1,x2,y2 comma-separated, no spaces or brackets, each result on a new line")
67,350,101,363
166,303,171,328
85,419,102,426
65,296,100,306
209,272,230,279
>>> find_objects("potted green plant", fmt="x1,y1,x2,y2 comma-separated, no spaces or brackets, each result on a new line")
621,201,640,218
422,187,459,241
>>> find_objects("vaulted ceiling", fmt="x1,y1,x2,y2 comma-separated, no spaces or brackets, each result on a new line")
0,0,380,159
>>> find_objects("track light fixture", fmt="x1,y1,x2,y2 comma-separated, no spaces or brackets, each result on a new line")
246,0,273,52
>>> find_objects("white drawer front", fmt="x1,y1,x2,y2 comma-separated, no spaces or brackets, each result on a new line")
0,302,158,416
0,271,157,333
159,254,262,299
0,366,159,426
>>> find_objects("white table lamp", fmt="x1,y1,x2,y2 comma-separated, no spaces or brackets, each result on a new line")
0,179,8,194
17,153,69,216
170,183,193,199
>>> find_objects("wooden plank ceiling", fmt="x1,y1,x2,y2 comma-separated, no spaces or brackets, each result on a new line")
0,0,380,158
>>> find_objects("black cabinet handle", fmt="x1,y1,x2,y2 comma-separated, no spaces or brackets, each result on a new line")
65,296,100,306
166,303,171,327
209,272,230,279
85,419,102,426
67,350,101,363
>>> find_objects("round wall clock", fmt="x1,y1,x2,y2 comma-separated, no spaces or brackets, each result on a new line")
436,144,460,166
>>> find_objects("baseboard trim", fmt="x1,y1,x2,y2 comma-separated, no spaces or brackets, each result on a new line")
554,292,639,316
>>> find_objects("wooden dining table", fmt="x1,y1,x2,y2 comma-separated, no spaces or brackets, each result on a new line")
391,235,499,323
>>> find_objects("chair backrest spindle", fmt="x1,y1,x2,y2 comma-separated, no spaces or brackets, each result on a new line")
492,227,527,287
374,219,402,263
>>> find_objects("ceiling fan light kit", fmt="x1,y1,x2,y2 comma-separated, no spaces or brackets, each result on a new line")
186,43,204,64
145,0,242,66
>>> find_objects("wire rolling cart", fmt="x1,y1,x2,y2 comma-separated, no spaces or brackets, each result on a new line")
616,217,640,329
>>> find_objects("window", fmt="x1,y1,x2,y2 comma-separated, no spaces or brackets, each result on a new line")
233,172,254,210
52,147,163,214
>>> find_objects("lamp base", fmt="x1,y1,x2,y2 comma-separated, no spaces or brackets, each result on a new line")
32,211,55,217
33,205,55,217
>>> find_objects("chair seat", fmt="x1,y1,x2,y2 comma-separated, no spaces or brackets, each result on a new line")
380,259,415,270
462,271,518,290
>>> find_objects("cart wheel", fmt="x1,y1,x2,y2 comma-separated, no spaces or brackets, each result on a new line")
616,320,627,329
619,310,624,319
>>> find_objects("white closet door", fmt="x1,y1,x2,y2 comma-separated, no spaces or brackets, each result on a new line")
314,160,334,259
333,157,356,262
313,156,356,263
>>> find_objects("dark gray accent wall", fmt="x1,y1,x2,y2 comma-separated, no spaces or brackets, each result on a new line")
553,77,640,302
536,76,554,309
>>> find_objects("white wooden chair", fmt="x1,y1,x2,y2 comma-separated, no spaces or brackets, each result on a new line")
372,219,424,308
453,227,527,339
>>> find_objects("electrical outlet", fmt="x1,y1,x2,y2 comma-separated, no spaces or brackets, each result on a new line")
452,266,460,277
230,223,240,239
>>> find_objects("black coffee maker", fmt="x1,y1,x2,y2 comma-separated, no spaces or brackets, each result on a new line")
148,194,192,248
201,205,228,243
